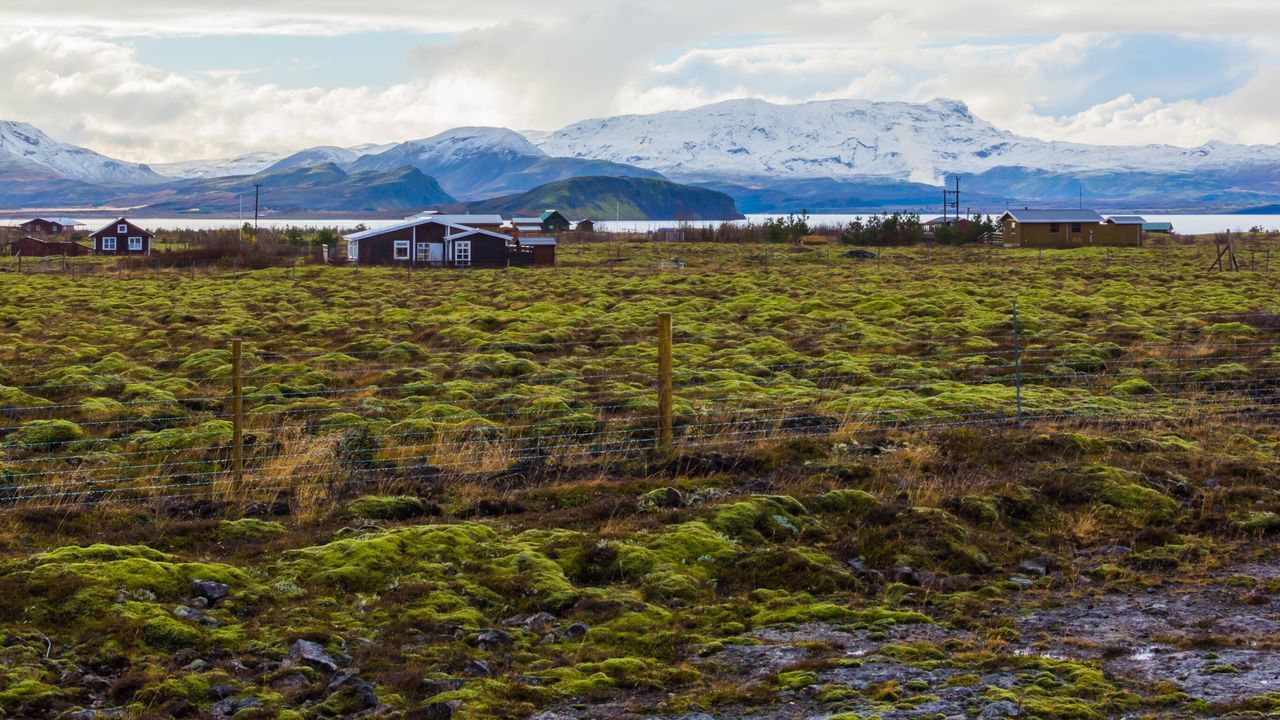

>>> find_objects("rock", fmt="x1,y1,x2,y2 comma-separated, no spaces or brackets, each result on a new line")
192,579,230,604
419,678,464,696
410,701,455,719
272,671,311,694
1017,557,1051,577
464,659,492,676
1094,544,1132,557
185,659,209,672
979,700,1022,719
208,683,237,700
892,565,921,586
561,622,589,639
187,596,209,609
1009,577,1034,589
210,696,261,719
173,605,220,628
842,249,878,259
474,629,511,650
284,639,338,673
846,557,867,573
523,612,556,635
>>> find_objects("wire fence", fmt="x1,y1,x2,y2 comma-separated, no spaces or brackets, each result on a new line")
1,307,1279,511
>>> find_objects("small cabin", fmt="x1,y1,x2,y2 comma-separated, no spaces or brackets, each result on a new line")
90,217,154,255
19,217,84,236
575,219,596,233
517,237,558,267
4,236,90,257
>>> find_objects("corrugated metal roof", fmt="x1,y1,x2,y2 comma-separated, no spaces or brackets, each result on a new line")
431,214,505,226
1143,222,1174,231
520,237,558,246
1105,215,1147,224
25,217,85,226
1000,209,1103,223
344,216,511,242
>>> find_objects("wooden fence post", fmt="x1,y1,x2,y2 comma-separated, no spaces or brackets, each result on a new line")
231,338,244,485
657,312,673,450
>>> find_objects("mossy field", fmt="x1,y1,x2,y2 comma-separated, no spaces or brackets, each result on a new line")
2,241,1280,719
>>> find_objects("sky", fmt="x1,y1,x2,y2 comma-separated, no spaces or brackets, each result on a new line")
1,1,1277,163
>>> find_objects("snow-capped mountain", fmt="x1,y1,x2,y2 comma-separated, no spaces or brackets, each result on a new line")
348,126,662,200
151,152,288,179
0,121,164,185
539,98,1280,184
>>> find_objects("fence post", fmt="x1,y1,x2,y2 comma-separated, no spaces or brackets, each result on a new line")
1012,301,1023,428
231,338,244,485
657,312,673,450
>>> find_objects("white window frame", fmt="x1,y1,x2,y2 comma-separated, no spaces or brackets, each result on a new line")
393,240,411,260
117,223,128,234
128,236,143,251
416,241,430,260
101,237,117,251
454,240,472,266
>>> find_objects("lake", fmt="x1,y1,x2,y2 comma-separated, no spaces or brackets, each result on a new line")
3,214,1279,236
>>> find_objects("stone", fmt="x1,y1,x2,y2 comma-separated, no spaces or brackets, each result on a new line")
409,702,454,720
1017,557,1051,577
192,579,230,604
419,678,464,696
979,700,1022,719
284,639,338,673
475,629,511,650
561,623,589,639
1009,577,1034,589
464,659,492,676
211,696,261,719
893,565,921,586
208,684,237,700
523,612,556,635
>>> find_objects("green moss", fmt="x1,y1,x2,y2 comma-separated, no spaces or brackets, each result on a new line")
813,489,879,515
6,419,84,449
215,518,287,541
1100,482,1178,519
347,495,429,520
0,678,62,709
775,670,818,691
710,496,807,543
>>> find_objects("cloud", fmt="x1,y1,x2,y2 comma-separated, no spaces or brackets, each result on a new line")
0,3,1276,163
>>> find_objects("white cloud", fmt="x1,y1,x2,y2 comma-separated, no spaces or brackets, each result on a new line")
0,2,1276,163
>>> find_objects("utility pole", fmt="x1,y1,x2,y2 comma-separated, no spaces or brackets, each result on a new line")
253,183,263,242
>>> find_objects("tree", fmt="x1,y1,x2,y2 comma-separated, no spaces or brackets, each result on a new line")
314,229,340,248
763,211,811,244
840,212,925,246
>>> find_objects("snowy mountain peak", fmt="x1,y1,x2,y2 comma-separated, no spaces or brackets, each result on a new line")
537,97,1280,184
407,127,546,158
0,120,164,185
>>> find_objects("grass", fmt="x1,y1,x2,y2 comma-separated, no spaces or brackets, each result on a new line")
0,240,1278,717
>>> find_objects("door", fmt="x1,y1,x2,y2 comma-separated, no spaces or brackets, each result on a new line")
454,240,471,267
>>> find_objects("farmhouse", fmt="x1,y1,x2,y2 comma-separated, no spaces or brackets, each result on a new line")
19,217,84,236
3,236,90,257
999,209,1142,248
89,217,154,255
344,216,519,268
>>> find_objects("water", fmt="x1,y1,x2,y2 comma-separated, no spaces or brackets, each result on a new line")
3,214,1278,236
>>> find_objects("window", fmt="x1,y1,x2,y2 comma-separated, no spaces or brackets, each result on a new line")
1049,223,1061,233
128,237,143,251
1071,223,1082,233
454,240,472,266
393,240,411,260
417,242,430,258
101,237,116,251
118,224,128,234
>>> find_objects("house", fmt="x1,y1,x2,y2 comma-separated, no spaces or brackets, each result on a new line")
343,216,516,268
1001,209,1143,248
924,216,972,230
4,236,90,257
429,214,506,233
19,217,85,236
1143,222,1174,234
89,217,155,255
575,219,596,233
510,210,571,234
516,237,557,267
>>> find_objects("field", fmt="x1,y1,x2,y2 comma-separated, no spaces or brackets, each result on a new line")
2,240,1280,719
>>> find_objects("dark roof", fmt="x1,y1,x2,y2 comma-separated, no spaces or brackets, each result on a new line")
23,217,84,227
1000,209,1103,223
90,217,154,238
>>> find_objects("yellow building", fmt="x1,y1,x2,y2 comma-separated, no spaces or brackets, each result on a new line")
1000,209,1141,248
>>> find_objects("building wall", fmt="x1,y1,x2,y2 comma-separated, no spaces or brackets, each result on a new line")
6,237,90,257
1095,224,1143,247
354,223,512,267
92,220,152,255
20,220,69,235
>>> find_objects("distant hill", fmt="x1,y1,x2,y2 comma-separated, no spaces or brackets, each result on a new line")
444,176,743,221
132,163,456,215
348,127,665,200
1230,204,1280,215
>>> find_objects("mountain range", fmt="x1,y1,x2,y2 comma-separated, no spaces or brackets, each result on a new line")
4,98,1280,216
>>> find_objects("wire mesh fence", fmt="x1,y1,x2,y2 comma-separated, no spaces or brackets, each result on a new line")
1,308,1279,511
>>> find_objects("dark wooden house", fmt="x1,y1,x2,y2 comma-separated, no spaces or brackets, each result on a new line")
344,218,515,268
19,217,85,236
4,236,91,257
517,237,558,267
575,219,596,233
89,217,154,256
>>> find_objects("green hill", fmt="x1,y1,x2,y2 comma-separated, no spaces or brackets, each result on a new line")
445,176,744,221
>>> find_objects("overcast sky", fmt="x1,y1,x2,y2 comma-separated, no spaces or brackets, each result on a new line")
2,1,1278,163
